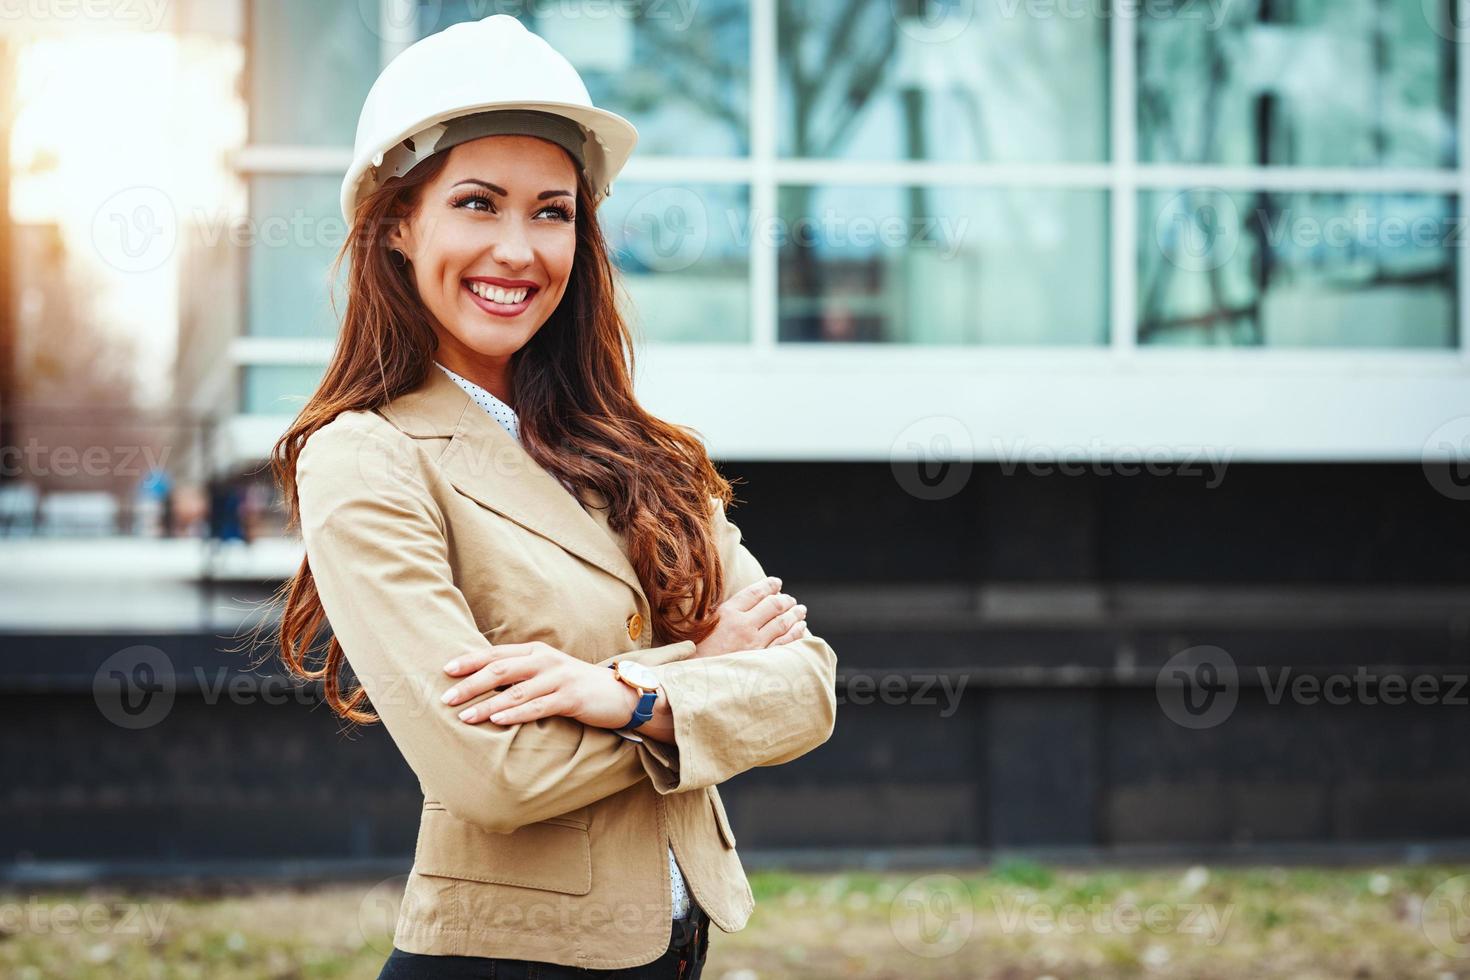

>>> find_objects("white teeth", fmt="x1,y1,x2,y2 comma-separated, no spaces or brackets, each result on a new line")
468,281,530,304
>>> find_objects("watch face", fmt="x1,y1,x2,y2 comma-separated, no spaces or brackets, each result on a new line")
619,661,659,690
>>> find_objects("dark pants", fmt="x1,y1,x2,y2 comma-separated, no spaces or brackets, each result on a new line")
377,906,710,980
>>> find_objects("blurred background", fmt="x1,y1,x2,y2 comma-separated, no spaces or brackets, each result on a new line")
2,0,1470,976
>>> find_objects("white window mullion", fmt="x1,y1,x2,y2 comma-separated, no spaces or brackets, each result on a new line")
1459,20,1470,361
231,145,353,174
228,147,1459,196
232,337,336,365
379,0,419,66
749,0,779,355
1110,5,1138,357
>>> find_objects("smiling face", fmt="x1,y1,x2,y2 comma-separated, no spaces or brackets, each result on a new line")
388,134,580,400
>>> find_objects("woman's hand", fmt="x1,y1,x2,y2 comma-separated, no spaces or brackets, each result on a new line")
691,575,808,660
442,642,641,730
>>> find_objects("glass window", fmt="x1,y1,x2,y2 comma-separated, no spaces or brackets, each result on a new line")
1138,1,1455,168
601,182,751,343
242,364,326,414
777,184,1108,344
249,0,380,147
246,175,349,339
778,0,1108,162
423,1,750,156
1140,189,1457,347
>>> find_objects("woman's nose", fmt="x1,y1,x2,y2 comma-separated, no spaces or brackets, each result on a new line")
488,223,534,270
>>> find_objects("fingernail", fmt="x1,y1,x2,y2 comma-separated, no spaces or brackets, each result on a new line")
444,659,460,673
458,707,476,720
441,688,458,704
797,604,807,613
769,576,781,587
489,712,507,723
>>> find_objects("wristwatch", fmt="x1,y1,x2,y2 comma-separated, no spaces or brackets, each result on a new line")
607,660,661,737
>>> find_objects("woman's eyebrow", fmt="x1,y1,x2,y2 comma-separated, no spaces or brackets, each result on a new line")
451,178,573,200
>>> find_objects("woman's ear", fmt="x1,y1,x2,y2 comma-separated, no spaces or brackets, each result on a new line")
387,218,409,256
384,199,418,258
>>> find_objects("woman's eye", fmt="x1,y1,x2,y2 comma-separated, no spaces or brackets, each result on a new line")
457,194,493,212
452,195,572,222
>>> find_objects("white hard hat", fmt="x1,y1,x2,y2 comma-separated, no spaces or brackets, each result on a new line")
340,14,639,224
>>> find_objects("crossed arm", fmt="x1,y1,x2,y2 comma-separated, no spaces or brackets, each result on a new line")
296,419,838,834
440,569,807,744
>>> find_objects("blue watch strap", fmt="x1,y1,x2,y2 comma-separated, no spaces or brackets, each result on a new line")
627,689,657,729
608,663,658,731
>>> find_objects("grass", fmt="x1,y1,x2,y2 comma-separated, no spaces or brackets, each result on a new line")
1,863,1468,978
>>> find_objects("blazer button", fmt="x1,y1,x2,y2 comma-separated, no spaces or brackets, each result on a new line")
626,612,643,642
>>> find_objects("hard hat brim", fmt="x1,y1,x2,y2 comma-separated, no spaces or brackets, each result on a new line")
340,99,638,225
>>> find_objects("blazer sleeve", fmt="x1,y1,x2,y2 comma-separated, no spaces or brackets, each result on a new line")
630,495,839,794
295,417,694,834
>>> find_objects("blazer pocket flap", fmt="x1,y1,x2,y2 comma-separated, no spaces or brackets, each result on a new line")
707,787,737,849
414,807,593,895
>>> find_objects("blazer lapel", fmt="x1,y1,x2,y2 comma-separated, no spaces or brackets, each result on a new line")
380,366,646,596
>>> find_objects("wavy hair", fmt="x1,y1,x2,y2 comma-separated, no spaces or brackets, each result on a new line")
252,146,733,725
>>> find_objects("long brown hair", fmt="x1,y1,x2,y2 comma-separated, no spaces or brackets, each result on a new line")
256,146,733,726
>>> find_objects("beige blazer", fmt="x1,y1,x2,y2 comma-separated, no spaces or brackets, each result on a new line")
294,365,839,968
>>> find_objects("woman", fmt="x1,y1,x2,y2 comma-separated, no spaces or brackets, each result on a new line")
265,15,839,980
